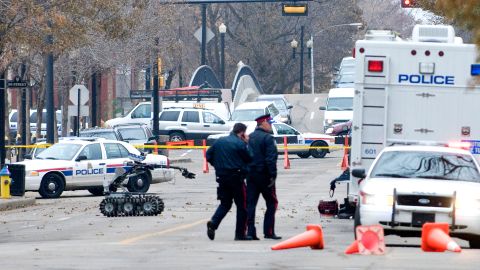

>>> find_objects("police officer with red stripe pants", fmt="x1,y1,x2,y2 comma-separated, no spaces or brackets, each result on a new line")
206,123,253,241
247,114,282,240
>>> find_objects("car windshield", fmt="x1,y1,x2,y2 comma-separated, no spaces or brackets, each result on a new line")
117,128,147,141
36,143,83,160
327,97,353,111
370,151,480,182
231,109,264,121
80,131,117,140
30,112,62,124
258,99,287,110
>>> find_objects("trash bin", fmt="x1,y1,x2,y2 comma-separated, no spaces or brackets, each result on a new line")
7,164,25,196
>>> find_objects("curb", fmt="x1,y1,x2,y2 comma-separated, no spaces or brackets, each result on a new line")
0,197,36,211
169,157,192,164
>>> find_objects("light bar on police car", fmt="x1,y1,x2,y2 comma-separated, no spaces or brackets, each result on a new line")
419,62,435,74
472,64,480,76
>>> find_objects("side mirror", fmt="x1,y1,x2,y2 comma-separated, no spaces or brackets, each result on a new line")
287,105,293,109
148,136,157,141
75,155,88,162
218,120,226,125
24,154,32,159
352,169,366,179
319,106,326,110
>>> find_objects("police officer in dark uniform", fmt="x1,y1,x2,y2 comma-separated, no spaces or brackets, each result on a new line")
247,114,281,240
206,123,253,241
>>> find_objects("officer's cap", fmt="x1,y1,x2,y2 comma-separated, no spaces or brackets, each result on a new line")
255,114,272,124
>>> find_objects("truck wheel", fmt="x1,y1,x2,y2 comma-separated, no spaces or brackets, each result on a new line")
469,236,480,249
353,205,361,239
310,140,328,158
87,187,104,196
39,173,65,199
127,172,151,193
169,132,185,142
297,152,311,158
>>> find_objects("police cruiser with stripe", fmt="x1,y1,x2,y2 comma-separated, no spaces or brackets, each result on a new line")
15,138,174,198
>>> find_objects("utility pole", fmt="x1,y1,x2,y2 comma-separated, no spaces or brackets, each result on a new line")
20,64,27,159
91,72,97,127
0,72,5,166
46,21,55,144
152,39,160,137
201,4,207,65
299,25,305,94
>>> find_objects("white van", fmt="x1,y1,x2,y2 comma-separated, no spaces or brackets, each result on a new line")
320,88,354,132
230,101,281,126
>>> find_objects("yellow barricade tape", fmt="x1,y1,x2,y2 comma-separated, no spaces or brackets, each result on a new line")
6,144,52,149
5,144,351,150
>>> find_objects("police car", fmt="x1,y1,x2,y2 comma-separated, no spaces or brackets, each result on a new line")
16,138,174,198
207,123,335,158
353,144,480,248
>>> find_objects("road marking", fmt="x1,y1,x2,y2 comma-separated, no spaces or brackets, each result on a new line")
180,149,192,157
57,217,71,221
120,218,209,245
314,97,319,103
310,112,315,120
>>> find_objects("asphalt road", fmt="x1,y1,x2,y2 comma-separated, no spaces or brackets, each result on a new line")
0,150,479,269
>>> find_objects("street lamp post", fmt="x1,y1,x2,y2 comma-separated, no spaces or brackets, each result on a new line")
290,26,307,94
219,23,227,88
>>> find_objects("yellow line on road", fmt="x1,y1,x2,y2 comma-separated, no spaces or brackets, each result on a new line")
120,218,209,245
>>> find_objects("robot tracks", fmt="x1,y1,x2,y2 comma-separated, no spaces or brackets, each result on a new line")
99,193,164,217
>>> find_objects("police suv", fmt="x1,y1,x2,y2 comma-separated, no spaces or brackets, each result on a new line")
354,144,480,248
349,25,480,205
16,138,174,198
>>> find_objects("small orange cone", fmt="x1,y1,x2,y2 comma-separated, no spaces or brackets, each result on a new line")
271,224,324,250
340,154,349,171
202,139,209,173
344,240,359,254
421,223,461,252
283,136,290,169
345,225,386,255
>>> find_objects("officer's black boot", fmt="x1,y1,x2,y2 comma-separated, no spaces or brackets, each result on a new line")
207,221,216,240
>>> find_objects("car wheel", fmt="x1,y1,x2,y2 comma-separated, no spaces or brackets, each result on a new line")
87,187,104,196
127,172,151,193
310,140,328,158
353,205,361,239
297,152,311,158
39,173,65,199
169,132,186,142
469,236,480,249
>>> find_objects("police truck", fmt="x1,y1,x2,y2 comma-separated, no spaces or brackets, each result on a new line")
349,25,480,205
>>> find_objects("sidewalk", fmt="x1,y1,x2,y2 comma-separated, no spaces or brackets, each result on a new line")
0,197,36,211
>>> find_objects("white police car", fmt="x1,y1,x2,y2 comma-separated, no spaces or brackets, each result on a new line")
353,145,480,248
16,138,174,198
207,123,335,158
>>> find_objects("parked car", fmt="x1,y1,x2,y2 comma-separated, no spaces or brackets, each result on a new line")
80,124,155,152
320,88,354,132
256,95,293,124
207,122,335,158
16,137,174,198
353,144,480,248
154,107,231,141
230,101,282,126
8,109,62,138
326,120,352,136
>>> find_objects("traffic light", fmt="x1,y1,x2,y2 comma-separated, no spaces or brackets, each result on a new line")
401,0,415,8
282,4,308,16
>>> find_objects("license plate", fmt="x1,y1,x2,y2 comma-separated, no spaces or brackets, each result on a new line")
412,212,435,227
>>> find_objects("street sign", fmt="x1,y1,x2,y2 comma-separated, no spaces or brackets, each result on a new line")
68,105,89,117
130,90,153,99
7,76,28,88
69,85,89,105
194,27,215,44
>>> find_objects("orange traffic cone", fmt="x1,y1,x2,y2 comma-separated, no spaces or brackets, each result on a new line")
345,225,386,255
202,139,209,174
283,136,290,169
340,154,349,171
271,224,324,250
421,223,461,252
344,240,359,254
